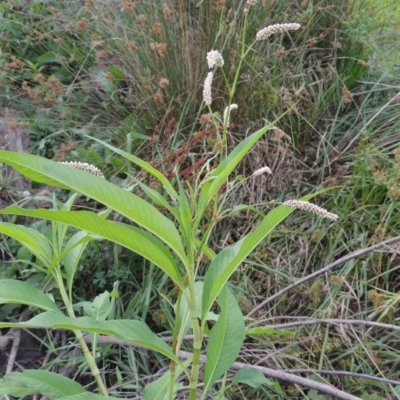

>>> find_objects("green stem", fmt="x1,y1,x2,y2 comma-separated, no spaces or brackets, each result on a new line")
168,290,183,400
168,360,176,400
219,12,250,163
188,304,202,400
228,12,249,101
56,272,109,396
186,240,202,399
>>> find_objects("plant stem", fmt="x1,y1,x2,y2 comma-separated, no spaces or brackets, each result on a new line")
56,272,109,396
188,306,202,400
168,359,176,400
186,241,202,400
168,289,183,400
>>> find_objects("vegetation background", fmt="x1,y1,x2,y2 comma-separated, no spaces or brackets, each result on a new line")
0,0,400,398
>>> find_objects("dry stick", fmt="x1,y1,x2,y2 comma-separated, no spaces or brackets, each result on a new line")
179,351,363,400
247,235,400,317
226,360,362,400
6,329,21,374
282,369,400,387
85,336,361,400
249,318,400,333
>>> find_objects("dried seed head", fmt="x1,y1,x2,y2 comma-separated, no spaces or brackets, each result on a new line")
256,23,301,41
283,200,339,221
150,42,167,59
59,161,105,179
223,104,238,127
252,166,272,176
207,50,224,69
203,71,214,106
158,78,170,89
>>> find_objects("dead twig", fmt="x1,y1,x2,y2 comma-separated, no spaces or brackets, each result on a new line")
6,329,20,374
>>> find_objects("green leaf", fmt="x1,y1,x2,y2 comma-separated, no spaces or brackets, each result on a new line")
195,239,216,261
0,151,187,268
360,395,386,400
232,368,277,389
0,223,53,267
62,231,92,293
0,280,60,312
0,207,184,290
4,370,86,399
196,120,277,225
142,370,170,400
175,281,203,340
36,51,63,64
0,312,183,367
128,131,150,141
84,291,111,321
0,379,35,397
142,359,190,400
202,286,245,398
107,65,124,80
177,178,192,243
308,389,329,400
202,193,317,321
87,136,178,200
59,394,120,400
134,180,178,219
82,291,111,355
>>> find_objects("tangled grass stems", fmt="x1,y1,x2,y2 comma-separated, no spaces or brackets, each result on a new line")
247,235,400,317
84,336,363,400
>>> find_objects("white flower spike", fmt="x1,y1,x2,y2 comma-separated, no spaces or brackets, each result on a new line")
206,50,224,69
283,200,339,221
256,23,301,41
253,166,272,176
223,104,238,127
203,71,214,105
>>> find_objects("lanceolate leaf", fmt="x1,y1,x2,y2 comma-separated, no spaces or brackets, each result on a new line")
0,207,184,290
0,151,187,267
87,136,179,200
59,393,120,400
0,380,35,397
177,177,192,243
134,179,179,219
61,231,92,293
232,369,279,390
202,286,245,398
202,193,317,320
195,120,277,226
4,370,86,399
142,359,191,400
0,372,121,400
0,280,60,312
0,223,53,267
0,311,184,368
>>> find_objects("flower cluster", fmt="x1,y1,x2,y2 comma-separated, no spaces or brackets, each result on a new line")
283,200,339,221
223,104,238,127
252,166,272,176
59,161,105,179
202,50,224,106
256,23,301,41
202,72,214,106
207,50,224,69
